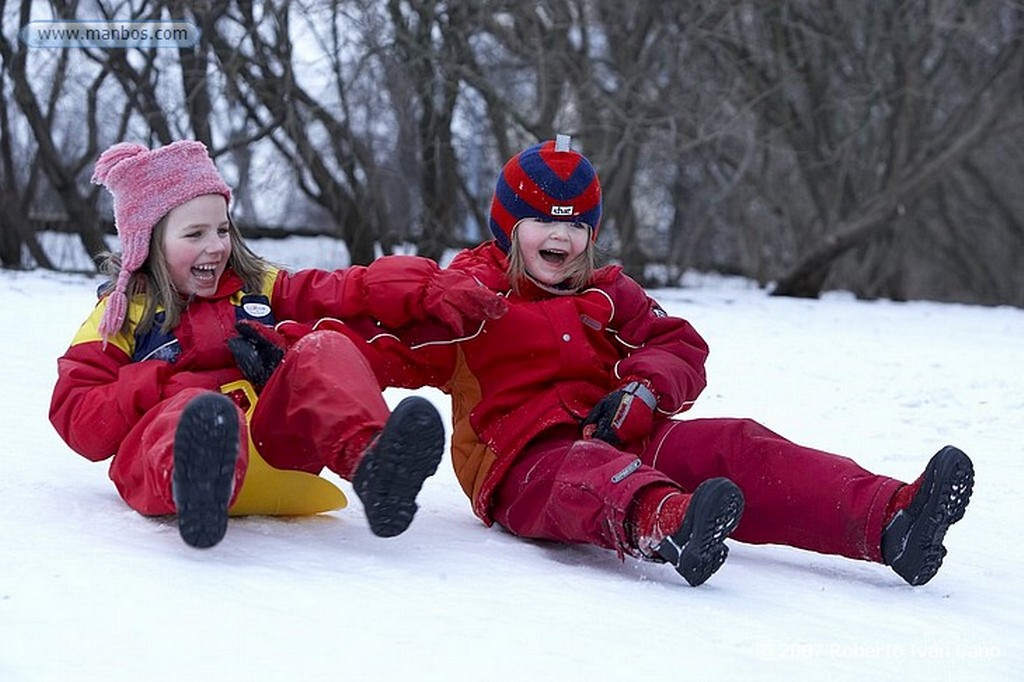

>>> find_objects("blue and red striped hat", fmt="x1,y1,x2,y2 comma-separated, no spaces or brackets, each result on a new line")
488,135,602,252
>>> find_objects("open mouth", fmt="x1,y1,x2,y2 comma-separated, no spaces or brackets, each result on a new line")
539,249,568,265
191,264,218,282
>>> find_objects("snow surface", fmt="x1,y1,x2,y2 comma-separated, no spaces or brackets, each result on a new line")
2,247,1022,681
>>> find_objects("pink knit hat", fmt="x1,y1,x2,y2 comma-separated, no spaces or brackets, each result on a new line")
91,140,232,339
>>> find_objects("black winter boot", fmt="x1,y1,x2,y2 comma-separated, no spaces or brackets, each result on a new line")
353,396,445,538
882,446,974,586
173,393,240,549
655,477,745,587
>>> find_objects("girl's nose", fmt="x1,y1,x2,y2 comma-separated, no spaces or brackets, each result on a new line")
205,234,228,253
549,223,570,238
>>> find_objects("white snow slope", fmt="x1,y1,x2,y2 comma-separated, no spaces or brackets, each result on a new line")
2,252,1021,681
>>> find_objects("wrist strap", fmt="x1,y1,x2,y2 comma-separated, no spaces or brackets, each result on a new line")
622,380,657,410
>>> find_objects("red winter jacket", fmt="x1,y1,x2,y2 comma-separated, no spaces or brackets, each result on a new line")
50,256,452,462
374,242,710,523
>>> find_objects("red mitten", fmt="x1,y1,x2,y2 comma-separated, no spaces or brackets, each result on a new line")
582,380,657,446
422,270,508,335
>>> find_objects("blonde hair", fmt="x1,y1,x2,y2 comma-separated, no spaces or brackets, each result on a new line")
506,224,597,295
98,217,273,336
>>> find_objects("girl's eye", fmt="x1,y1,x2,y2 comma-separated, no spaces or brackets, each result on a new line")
571,222,589,230
185,231,202,239
218,227,230,236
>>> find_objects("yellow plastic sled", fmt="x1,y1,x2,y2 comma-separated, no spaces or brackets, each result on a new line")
220,380,348,516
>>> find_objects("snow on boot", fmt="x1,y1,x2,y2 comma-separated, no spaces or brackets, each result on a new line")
655,477,745,587
882,446,974,586
353,396,444,538
173,393,239,549
630,485,690,558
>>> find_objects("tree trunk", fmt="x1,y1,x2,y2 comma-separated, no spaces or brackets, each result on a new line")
773,44,1023,298
0,19,108,266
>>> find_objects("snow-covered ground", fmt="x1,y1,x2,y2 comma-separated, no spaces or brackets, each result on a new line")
2,242,1022,680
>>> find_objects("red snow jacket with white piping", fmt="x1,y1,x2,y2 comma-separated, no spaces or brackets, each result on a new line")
50,256,455,462
370,241,710,523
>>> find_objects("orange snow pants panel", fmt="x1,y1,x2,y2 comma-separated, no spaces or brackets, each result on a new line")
108,329,389,515
491,418,903,563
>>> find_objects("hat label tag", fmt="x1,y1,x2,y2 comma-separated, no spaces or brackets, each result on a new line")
551,205,574,217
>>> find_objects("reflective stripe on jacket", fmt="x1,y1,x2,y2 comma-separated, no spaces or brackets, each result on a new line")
375,241,710,523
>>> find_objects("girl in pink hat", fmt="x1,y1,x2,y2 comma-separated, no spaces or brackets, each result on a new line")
360,136,974,586
49,140,506,548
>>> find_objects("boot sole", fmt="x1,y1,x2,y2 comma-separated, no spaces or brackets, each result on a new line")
173,394,239,549
356,396,444,538
890,446,974,585
656,478,745,586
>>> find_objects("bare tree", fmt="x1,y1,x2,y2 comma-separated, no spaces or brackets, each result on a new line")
3,0,1023,307
380,0,462,261
0,0,107,263
451,2,699,282
205,0,414,264
692,2,1024,301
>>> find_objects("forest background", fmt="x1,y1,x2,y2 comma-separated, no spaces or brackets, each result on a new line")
2,1,1023,306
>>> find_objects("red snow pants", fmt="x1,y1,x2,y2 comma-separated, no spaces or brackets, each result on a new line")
491,418,903,563
108,330,390,515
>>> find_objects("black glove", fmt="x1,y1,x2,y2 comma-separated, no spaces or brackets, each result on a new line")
227,320,286,391
581,380,657,446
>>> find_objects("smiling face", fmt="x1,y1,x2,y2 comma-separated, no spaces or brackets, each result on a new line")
512,217,591,286
161,194,231,297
